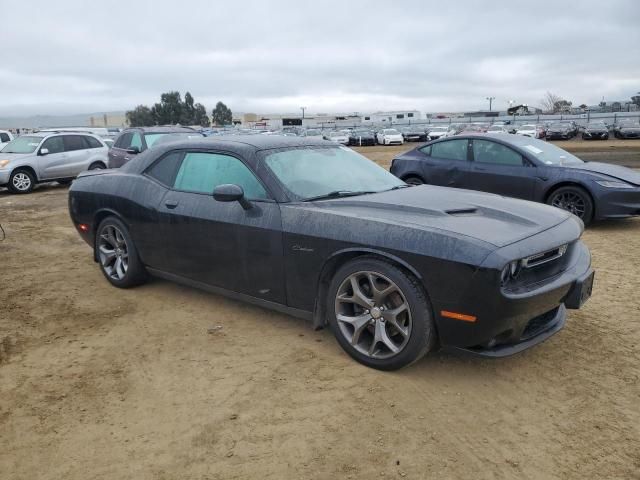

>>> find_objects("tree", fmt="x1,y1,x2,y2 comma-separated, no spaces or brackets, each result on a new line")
193,103,210,127
631,95,640,107
126,105,155,127
554,99,572,113
579,104,588,110
211,101,232,126
151,91,183,125
180,92,195,125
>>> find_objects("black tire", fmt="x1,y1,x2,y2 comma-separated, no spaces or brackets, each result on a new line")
89,162,106,170
404,176,424,186
547,185,594,225
326,256,435,370
95,216,147,288
7,169,35,194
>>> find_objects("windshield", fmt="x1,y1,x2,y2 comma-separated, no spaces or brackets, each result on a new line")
305,129,321,136
430,127,447,132
587,122,606,128
263,146,404,200
549,123,567,129
384,129,400,134
1,136,42,154
488,126,503,131
513,137,583,165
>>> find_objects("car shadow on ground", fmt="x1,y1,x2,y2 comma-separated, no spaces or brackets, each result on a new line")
589,217,640,232
0,182,69,198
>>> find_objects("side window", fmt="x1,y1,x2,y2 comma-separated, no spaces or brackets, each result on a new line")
115,132,132,149
84,136,103,148
473,140,523,166
431,139,469,161
419,145,432,156
131,132,143,150
0,133,9,142
63,135,88,151
41,136,64,154
146,152,183,186
173,152,269,200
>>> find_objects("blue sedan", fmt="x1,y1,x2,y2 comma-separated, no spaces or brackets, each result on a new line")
390,133,640,225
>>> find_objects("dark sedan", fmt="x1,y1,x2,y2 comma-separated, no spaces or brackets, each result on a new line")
615,122,640,139
582,122,609,140
390,134,640,225
69,136,593,370
108,126,202,168
348,129,376,146
401,126,428,142
546,123,573,140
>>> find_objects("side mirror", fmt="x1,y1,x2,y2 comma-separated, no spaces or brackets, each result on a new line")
213,184,252,210
39,148,49,156
126,146,140,154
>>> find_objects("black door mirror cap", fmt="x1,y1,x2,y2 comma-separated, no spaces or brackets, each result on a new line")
126,146,141,154
213,184,252,210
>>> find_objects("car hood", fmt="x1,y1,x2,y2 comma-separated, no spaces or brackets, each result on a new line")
0,152,32,161
564,161,640,185
306,185,573,248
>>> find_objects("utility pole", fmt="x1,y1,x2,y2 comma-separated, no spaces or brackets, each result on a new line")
486,96,495,112
300,106,306,119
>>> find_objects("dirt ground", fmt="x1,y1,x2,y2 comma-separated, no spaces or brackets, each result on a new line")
1,142,639,479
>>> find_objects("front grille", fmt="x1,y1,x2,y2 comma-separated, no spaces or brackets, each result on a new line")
521,307,560,340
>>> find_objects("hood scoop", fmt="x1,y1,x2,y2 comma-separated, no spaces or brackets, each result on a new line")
445,207,478,216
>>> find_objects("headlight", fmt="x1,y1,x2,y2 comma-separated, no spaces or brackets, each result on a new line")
595,180,634,189
0,159,11,168
501,260,522,285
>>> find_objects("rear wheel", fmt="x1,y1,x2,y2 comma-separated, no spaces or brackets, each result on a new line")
89,162,105,170
327,257,435,370
404,176,424,186
96,217,147,288
8,169,35,193
547,186,594,225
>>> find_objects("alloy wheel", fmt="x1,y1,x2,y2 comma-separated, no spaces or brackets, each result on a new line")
551,191,586,218
334,271,412,359
12,172,32,191
98,224,129,280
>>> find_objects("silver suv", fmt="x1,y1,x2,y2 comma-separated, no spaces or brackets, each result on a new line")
0,131,108,193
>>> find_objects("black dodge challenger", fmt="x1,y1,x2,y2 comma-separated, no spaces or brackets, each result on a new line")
69,136,594,370
390,134,640,225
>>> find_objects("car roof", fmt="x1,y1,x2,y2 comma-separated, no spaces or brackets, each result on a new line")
126,135,333,173
124,126,197,133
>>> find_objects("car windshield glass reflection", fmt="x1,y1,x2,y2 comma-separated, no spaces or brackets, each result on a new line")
264,146,404,200
2,136,42,154
516,138,583,165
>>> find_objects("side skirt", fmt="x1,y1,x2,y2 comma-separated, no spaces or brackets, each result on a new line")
146,267,314,322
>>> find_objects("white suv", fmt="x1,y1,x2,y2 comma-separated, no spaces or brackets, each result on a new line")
0,130,14,149
0,131,108,193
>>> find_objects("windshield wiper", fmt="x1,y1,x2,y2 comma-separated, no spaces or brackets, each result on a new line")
302,190,376,202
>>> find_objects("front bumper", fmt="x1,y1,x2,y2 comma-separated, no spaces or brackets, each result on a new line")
594,187,640,219
583,131,608,139
435,229,593,358
0,169,9,186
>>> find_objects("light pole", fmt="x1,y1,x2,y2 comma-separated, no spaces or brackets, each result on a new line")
486,96,495,112
300,106,306,119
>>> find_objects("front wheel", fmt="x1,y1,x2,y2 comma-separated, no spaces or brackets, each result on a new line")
547,186,594,225
96,217,148,288
8,169,35,193
327,257,435,370
89,162,106,170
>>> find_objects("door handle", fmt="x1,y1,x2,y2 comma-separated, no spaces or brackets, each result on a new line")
164,200,179,209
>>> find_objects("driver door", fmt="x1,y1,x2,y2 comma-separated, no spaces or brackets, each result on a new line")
466,139,536,200
152,150,286,304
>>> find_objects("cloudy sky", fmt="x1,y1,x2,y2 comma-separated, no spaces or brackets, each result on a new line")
2,0,638,117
